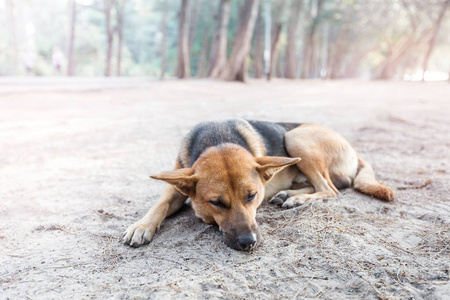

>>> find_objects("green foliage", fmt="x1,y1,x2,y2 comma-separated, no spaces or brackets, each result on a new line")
0,0,449,79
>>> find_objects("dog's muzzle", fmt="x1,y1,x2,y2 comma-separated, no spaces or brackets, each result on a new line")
236,233,257,251
223,225,262,251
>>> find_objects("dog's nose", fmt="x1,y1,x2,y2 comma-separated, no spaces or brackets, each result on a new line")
236,233,257,251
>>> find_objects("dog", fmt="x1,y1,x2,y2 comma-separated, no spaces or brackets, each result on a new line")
123,119,394,251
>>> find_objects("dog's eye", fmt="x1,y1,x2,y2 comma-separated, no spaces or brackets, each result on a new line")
209,200,228,209
246,192,257,203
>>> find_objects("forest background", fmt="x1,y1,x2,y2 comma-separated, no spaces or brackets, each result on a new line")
1,0,450,81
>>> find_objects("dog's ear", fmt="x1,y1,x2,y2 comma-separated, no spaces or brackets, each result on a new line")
255,156,301,182
150,168,197,196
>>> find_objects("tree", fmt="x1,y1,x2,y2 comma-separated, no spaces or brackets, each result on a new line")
160,0,168,79
371,0,448,79
421,0,450,81
209,0,231,78
284,0,303,79
176,0,191,78
115,0,126,76
1,0,450,79
188,0,201,53
67,0,76,76
301,0,324,79
268,0,286,80
252,6,264,78
327,26,350,79
221,0,260,81
104,0,114,77
263,0,271,78
6,0,18,75
196,28,210,77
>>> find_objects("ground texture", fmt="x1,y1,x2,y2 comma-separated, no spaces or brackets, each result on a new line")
0,78,449,299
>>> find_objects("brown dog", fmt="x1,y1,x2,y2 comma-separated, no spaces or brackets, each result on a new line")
123,119,394,251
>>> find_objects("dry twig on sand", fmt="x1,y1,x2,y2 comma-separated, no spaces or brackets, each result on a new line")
397,179,432,190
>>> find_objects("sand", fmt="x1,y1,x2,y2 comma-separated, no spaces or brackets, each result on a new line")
0,78,449,299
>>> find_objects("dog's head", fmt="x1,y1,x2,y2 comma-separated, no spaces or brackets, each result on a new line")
151,144,300,251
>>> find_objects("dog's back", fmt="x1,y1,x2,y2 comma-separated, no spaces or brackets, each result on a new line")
178,119,301,168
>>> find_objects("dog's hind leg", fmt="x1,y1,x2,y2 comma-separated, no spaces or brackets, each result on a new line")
123,185,187,247
280,167,338,209
269,166,338,208
279,125,343,208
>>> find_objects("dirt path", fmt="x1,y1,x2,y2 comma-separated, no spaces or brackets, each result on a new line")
1,79,449,299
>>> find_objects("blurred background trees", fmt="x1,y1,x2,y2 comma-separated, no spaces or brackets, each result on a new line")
1,0,449,81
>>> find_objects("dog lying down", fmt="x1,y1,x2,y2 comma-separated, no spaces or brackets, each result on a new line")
123,119,394,251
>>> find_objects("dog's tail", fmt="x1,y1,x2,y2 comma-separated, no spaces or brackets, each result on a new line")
353,155,394,201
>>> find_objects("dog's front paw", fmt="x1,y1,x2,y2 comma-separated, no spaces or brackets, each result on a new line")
123,222,157,247
269,191,289,206
282,195,308,209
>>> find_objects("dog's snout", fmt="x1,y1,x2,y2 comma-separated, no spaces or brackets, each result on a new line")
236,233,257,251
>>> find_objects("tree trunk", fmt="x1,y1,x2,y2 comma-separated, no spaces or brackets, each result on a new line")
268,23,282,80
268,0,286,80
301,0,324,79
276,53,283,77
115,0,126,77
6,0,18,75
377,47,395,80
176,0,191,78
421,0,450,81
160,0,168,79
253,7,264,78
344,44,379,78
376,30,432,80
319,21,329,78
284,0,303,79
221,0,260,82
196,29,210,77
104,0,114,77
188,0,200,53
67,0,76,76
209,0,231,78
327,27,349,79
263,0,271,78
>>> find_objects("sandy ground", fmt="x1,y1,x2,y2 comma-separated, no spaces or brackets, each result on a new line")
0,78,449,299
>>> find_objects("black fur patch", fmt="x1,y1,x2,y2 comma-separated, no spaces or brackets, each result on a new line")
248,120,301,157
185,120,252,166
276,122,302,132
183,119,302,167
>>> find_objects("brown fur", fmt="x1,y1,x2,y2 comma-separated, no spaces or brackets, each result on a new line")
354,155,394,201
272,124,394,208
123,121,394,250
